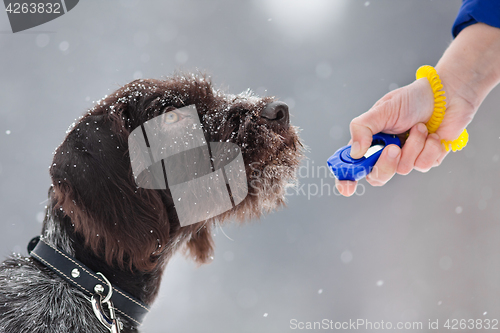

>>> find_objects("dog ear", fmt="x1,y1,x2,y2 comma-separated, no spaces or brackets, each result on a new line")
50,114,170,271
184,223,214,265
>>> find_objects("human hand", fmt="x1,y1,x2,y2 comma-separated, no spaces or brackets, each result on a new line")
335,75,475,197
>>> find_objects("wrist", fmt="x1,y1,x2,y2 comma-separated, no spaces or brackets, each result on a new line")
435,61,480,115
436,23,500,112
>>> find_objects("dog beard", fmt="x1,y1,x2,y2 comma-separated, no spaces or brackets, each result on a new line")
198,90,304,221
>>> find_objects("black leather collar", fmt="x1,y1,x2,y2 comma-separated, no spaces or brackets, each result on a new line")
27,236,150,326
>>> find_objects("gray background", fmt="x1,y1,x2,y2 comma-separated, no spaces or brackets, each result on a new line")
1,0,500,332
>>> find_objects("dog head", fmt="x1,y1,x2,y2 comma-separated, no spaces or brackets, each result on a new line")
49,74,303,271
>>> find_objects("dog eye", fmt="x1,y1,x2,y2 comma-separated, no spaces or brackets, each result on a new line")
164,111,179,124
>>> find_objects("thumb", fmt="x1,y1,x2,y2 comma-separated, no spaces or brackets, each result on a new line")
349,105,390,159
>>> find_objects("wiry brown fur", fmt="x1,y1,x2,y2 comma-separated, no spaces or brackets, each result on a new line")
50,74,302,273
0,74,303,332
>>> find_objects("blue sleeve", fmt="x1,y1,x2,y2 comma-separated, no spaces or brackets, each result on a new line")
452,0,500,37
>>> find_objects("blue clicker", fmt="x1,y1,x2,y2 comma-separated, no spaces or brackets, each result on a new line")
327,132,401,181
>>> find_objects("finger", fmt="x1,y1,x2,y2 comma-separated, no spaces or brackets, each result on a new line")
335,179,358,197
366,144,401,186
349,105,390,159
434,148,449,167
349,122,374,159
414,133,444,172
397,123,428,175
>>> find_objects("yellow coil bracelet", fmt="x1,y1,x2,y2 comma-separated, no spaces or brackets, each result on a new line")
415,65,469,152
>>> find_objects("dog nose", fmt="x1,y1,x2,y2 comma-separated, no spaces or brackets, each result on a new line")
261,101,289,127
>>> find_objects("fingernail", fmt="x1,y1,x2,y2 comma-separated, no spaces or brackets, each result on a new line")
429,133,440,140
351,142,360,157
417,123,427,134
387,145,400,159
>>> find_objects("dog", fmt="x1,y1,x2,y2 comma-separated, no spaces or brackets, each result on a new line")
0,74,303,332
